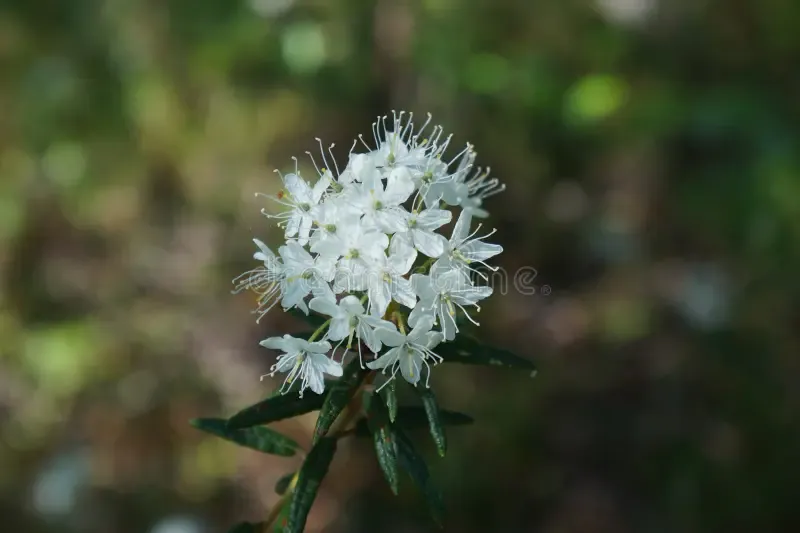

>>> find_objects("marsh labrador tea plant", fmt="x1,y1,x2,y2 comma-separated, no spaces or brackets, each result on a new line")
191,112,536,533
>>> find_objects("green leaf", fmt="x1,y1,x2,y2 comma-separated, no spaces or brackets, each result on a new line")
396,429,445,526
415,388,447,457
436,334,536,371
275,471,296,495
227,392,325,430
272,501,292,533
227,521,265,533
313,357,367,442
190,418,300,457
287,437,338,533
353,407,473,436
365,392,399,494
381,380,398,423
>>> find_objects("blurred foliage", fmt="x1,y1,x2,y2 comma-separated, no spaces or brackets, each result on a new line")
1,0,800,532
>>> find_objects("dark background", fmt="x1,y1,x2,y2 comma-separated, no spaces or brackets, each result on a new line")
2,1,800,532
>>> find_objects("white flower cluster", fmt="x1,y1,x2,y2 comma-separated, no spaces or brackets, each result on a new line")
235,112,504,396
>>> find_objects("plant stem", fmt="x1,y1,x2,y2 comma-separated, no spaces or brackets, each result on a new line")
262,471,299,532
307,318,331,342
412,190,425,213
391,311,407,334
330,371,376,437
414,256,436,274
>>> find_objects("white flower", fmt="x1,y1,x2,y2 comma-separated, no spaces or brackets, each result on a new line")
367,111,436,170
420,144,474,209
338,153,378,185
457,164,505,219
308,214,388,293
435,210,503,279
308,291,395,366
260,334,342,396
366,317,444,387
262,169,330,245
278,242,333,314
310,213,388,263
365,236,418,317
394,208,452,258
409,265,493,341
351,165,415,234
307,199,359,249
232,239,286,322
236,111,506,393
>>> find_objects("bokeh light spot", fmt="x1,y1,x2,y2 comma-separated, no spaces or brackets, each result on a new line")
565,74,628,123
281,22,327,74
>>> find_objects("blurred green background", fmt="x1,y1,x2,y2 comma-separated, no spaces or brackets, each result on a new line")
2,0,800,532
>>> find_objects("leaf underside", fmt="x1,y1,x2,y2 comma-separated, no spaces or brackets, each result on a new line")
287,437,338,533
227,392,326,430
396,428,445,527
415,387,447,457
313,357,368,442
436,334,536,370
365,392,400,494
353,406,473,437
275,471,296,495
190,418,300,457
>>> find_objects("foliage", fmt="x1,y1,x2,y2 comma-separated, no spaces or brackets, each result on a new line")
3,1,800,532
191,311,528,531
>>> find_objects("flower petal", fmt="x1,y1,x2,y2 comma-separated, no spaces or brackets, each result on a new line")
450,210,472,245
461,241,503,262
366,347,400,370
311,352,343,377
311,173,330,203
376,327,406,347
417,208,452,231
374,207,409,234
327,316,351,341
284,173,312,202
339,295,365,315
383,166,415,205
260,335,289,351
391,276,417,309
368,280,392,318
306,340,332,353
389,234,417,274
308,296,339,318
412,229,446,258
399,350,422,385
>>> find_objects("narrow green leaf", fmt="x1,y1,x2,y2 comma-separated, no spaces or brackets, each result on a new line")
353,407,473,436
275,472,296,495
313,357,367,442
227,521,264,533
396,429,445,526
436,334,535,370
381,380,398,423
272,501,292,533
287,437,338,533
227,392,325,430
365,393,399,494
415,388,447,457
190,418,299,457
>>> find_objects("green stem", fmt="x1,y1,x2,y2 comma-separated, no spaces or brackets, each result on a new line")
330,371,376,437
307,318,331,342
391,311,407,334
412,191,425,213
414,256,436,275
263,471,299,532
